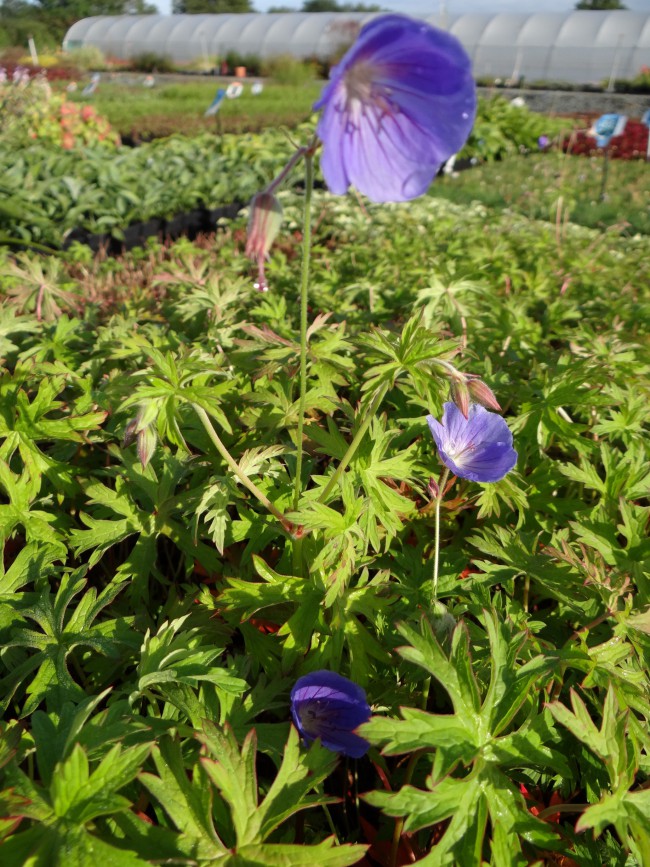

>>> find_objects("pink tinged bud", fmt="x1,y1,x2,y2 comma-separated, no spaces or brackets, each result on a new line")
245,191,283,292
123,417,138,448
137,426,157,469
449,377,470,419
466,376,502,412
427,477,439,499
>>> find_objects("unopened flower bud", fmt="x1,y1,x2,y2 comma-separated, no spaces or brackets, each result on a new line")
137,425,157,470
427,476,439,499
430,601,456,648
123,417,138,448
245,191,283,292
466,376,502,412
124,402,159,467
449,375,470,419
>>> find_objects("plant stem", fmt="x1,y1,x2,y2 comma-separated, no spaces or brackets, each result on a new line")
390,750,423,867
318,382,390,503
322,803,340,845
266,145,308,196
432,468,450,604
192,403,294,534
293,150,314,511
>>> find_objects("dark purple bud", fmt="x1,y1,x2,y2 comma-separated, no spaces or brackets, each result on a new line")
291,670,371,759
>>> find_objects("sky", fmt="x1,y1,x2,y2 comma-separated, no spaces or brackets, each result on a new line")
153,1,650,16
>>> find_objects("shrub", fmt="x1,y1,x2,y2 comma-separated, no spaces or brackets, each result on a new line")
63,45,108,71
460,95,574,163
0,72,119,149
224,50,263,76
564,118,649,160
131,52,176,73
611,66,650,94
263,54,315,86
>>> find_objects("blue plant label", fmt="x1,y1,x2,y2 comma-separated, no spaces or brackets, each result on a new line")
642,109,650,128
592,113,627,148
204,88,226,117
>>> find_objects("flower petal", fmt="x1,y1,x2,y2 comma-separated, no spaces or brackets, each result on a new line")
315,14,476,203
427,402,517,484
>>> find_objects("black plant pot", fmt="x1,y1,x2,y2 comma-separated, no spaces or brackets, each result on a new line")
63,227,90,249
162,212,186,241
137,217,164,247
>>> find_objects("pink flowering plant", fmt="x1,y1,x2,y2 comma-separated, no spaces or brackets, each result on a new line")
0,72,119,149
0,13,648,867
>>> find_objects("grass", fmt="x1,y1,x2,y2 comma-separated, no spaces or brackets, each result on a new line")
64,79,322,138
432,150,650,235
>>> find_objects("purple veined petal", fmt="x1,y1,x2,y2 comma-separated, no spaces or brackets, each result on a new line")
314,14,476,203
426,402,517,484
291,670,368,704
319,730,370,760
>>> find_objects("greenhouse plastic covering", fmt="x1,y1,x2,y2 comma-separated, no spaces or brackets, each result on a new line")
63,10,650,85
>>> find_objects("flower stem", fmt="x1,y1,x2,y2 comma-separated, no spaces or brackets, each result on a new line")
266,145,308,196
293,150,314,512
390,750,423,867
192,403,294,534
322,803,340,845
318,382,390,503
432,468,450,604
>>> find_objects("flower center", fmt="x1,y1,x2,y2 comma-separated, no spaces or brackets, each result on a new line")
343,60,377,108
445,439,476,463
298,700,334,735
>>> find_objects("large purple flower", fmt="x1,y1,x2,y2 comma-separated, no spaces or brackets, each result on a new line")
314,14,476,203
427,402,517,483
290,670,371,758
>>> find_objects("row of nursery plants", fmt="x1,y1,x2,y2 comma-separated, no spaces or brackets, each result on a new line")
0,96,571,250
0,131,292,247
0,189,648,865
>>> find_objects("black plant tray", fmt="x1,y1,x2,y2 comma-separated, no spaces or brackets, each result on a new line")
63,201,244,256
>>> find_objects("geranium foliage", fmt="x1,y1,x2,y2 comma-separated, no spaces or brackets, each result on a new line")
0,171,648,866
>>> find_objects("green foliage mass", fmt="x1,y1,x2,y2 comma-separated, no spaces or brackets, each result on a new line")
0,96,582,250
0,172,648,864
0,0,155,47
172,0,253,13
575,1,627,9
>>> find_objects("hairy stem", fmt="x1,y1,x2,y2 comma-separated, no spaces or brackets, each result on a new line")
390,750,424,867
318,382,390,504
193,403,294,533
433,468,450,603
293,151,314,511
266,145,308,196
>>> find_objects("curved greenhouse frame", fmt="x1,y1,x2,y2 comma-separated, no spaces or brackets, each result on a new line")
63,10,650,85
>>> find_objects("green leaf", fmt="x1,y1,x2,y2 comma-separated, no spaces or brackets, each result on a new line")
200,724,261,846
256,726,339,838
360,708,477,762
365,776,469,831
139,737,228,856
232,840,367,867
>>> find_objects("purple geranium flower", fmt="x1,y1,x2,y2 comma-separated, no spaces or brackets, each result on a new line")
290,670,371,758
427,402,517,483
314,14,476,203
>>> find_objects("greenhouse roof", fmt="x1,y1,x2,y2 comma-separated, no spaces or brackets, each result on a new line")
63,11,650,85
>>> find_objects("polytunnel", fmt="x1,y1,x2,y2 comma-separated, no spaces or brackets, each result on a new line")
62,10,650,85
